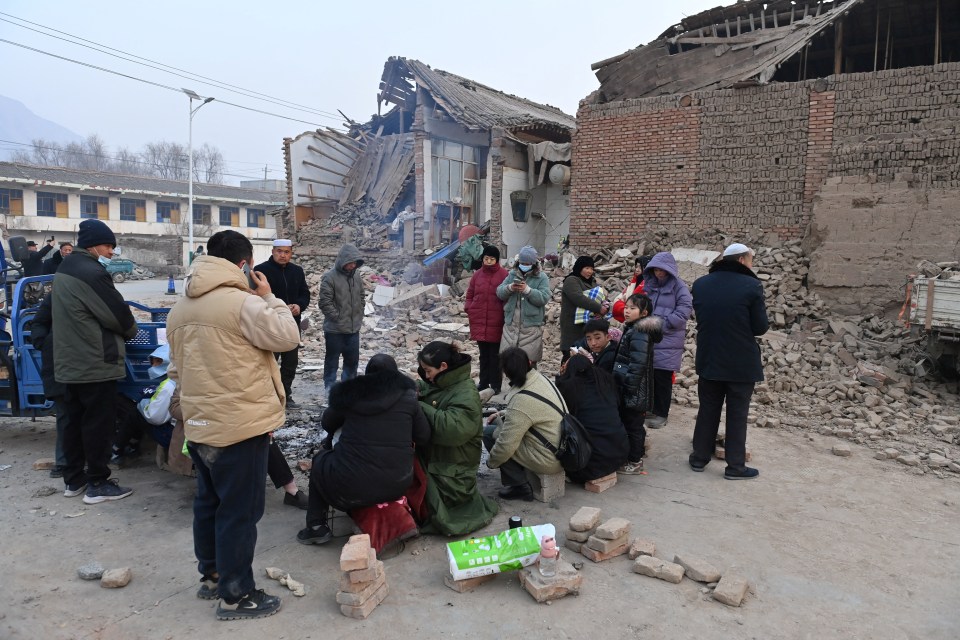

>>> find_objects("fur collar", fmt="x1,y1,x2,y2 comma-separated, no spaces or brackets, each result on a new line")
627,315,664,334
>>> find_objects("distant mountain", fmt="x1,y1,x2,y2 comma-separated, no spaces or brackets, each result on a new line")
0,95,83,160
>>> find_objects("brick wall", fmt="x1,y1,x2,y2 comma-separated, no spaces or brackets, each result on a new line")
570,62,960,258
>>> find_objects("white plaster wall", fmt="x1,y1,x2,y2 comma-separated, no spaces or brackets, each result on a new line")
543,184,570,257
289,133,354,206
500,167,547,261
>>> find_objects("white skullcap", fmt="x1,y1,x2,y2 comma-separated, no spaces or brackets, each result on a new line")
273,239,292,247
722,242,754,257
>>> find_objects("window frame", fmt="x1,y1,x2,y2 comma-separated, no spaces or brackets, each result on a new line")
219,205,239,226
119,197,146,222
156,201,179,223
37,191,68,218
246,208,265,228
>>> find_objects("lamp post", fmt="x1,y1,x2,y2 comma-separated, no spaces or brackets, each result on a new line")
182,88,214,265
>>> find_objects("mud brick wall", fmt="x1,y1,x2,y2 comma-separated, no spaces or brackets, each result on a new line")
571,62,960,309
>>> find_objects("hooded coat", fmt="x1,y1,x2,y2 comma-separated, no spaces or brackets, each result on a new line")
692,259,769,382
642,252,692,372
613,316,664,411
488,369,564,475
416,353,499,536
465,262,508,343
166,255,301,447
318,244,365,334
52,248,138,384
559,258,604,351
313,369,431,511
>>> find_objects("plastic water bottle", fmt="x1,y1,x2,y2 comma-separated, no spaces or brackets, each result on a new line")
538,535,558,578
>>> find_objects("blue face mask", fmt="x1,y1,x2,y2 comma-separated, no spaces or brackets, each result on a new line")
148,365,168,379
98,256,112,267
518,264,533,273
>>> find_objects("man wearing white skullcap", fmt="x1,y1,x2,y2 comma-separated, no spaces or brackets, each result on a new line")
688,242,768,480
255,239,311,407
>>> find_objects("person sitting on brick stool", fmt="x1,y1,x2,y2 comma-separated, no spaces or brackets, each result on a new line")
298,354,430,546
483,347,564,501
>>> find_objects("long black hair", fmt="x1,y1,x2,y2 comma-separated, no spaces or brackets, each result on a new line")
556,354,619,414
499,347,532,388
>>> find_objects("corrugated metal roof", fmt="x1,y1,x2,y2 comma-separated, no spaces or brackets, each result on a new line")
379,57,576,134
0,162,285,204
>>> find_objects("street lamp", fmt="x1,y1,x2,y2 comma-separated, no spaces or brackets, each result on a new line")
182,88,214,265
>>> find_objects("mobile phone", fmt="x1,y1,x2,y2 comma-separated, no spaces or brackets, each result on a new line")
242,263,257,289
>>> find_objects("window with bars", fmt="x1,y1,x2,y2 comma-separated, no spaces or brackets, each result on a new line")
192,204,211,225
219,206,239,226
0,188,24,215
246,208,265,228
80,195,108,219
120,198,146,222
37,191,68,218
157,201,180,223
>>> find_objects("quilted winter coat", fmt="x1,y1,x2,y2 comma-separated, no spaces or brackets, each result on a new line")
642,252,692,372
465,263,508,343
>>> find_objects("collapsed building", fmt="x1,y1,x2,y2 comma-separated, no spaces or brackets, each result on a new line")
283,57,576,262
572,0,960,312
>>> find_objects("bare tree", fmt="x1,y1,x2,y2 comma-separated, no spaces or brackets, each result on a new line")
143,141,188,180
112,147,141,175
85,134,110,172
193,143,224,184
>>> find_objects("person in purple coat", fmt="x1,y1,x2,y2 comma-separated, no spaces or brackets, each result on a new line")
464,245,509,394
642,252,692,428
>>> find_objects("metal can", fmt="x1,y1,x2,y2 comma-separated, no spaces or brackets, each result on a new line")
508,516,523,529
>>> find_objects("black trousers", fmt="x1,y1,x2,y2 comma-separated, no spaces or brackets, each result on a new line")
482,421,529,487
477,341,501,393
275,345,299,398
622,407,646,463
266,440,293,489
306,450,331,528
691,378,755,471
63,380,118,486
652,368,674,418
188,434,269,604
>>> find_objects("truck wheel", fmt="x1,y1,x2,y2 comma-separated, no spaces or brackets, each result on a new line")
112,273,126,283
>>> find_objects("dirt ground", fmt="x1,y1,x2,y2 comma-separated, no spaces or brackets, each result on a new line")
2,398,958,640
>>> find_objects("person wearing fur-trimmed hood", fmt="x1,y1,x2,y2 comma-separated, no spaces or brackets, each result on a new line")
612,293,663,475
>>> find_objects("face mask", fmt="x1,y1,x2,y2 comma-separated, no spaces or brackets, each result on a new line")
518,264,533,273
148,365,168,379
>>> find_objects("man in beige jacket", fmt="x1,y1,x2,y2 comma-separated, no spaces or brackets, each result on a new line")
167,230,300,621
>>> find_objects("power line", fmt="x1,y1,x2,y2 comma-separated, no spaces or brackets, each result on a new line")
0,13,346,122
0,138,285,184
0,37,335,128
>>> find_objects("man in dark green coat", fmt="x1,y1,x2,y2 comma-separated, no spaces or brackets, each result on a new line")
416,346,498,536
53,219,138,504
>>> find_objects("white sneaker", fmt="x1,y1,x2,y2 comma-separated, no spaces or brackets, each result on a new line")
618,460,644,475
646,415,668,429
478,388,496,403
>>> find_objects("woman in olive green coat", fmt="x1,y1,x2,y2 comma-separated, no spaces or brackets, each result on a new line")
416,341,499,536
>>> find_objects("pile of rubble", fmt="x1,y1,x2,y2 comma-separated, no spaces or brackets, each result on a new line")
280,227,959,479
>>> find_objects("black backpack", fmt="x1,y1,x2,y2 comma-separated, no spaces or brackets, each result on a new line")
518,384,593,473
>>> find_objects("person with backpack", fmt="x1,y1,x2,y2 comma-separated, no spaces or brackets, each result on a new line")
483,347,563,501
612,293,663,475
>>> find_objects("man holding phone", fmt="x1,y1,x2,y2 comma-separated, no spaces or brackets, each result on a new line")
22,237,56,277
167,230,300,620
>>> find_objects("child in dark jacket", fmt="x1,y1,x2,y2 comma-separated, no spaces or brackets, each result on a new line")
612,294,662,474
570,317,619,373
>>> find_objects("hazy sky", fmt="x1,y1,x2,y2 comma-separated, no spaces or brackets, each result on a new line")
1,0,719,185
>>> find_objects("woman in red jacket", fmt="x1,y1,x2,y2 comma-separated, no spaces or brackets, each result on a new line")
465,245,509,394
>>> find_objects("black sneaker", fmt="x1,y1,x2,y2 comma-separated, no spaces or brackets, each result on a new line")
297,524,332,545
216,589,281,621
497,484,534,501
286,398,300,408
724,466,759,480
49,466,64,479
197,575,219,600
64,482,87,498
689,456,708,472
283,490,308,510
83,479,134,504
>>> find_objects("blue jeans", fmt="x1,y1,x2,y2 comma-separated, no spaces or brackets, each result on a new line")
188,434,269,603
323,332,359,390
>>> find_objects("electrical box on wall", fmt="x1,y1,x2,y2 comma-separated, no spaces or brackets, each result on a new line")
510,190,532,222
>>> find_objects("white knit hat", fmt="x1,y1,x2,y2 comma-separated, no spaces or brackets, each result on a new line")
722,242,754,257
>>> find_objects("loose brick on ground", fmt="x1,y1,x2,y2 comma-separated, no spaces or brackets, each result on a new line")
580,541,629,562
628,537,656,559
585,473,617,493
340,581,389,619
673,554,722,583
633,556,684,583
565,539,584,554
339,561,384,590
596,517,631,540
586,533,629,554
336,572,386,606
713,574,749,607
518,558,583,602
565,528,593,543
340,539,373,572
443,572,497,593
569,506,602,532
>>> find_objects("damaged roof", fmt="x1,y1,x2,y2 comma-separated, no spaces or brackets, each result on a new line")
378,57,576,134
592,0,862,102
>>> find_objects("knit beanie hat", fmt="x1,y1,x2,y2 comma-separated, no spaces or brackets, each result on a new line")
571,255,596,279
518,245,538,264
482,245,501,261
77,219,117,249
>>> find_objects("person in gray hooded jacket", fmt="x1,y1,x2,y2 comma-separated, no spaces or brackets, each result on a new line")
317,243,365,391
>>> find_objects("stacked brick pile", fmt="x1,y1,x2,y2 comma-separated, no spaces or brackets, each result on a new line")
336,534,388,620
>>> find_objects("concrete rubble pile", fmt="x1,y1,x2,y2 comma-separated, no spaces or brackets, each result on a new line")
277,226,958,479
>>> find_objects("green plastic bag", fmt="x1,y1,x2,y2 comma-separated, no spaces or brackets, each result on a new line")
446,524,555,580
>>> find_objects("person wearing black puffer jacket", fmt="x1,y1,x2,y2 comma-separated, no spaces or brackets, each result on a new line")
612,293,662,475
297,354,431,545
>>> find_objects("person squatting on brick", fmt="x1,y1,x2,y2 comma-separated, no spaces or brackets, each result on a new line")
612,293,662,475
640,252,692,429
255,238,311,407
689,243,769,480
52,219,138,504
166,230,300,621
297,353,430,545
317,243,364,393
